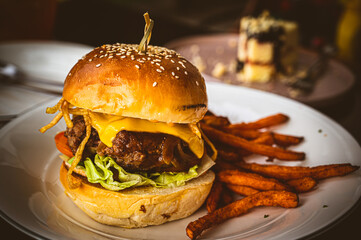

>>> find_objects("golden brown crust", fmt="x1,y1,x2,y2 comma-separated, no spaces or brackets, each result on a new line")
60,163,215,228
63,44,207,123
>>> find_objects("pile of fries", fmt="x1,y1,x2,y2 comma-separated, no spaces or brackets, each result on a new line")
186,113,359,240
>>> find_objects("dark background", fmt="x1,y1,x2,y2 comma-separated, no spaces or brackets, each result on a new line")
1,0,360,239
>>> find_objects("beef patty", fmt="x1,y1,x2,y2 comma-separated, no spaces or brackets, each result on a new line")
64,116,201,172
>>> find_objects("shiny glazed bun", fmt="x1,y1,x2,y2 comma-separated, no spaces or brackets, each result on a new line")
63,44,207,123
60,163,215,228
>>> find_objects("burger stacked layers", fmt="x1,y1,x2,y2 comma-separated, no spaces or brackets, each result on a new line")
41,43,215,228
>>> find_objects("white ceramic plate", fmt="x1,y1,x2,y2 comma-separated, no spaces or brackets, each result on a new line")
0,81,360,240
0,41,93,85
0,41,93,120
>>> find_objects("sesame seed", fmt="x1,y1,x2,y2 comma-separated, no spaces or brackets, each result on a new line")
172,72,175,76
156,69,162,73
96,64,101,67
171,59,175,63
175,75,179,79
88,59,92,62
153,82,157,87
176,67,180,70
185,71,188,75
196,81,199,86
160,66,165,70
179,61,186,68
121,55,126,59
135,65,140,69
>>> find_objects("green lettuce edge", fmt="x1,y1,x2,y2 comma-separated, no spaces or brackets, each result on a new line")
67,154,199,191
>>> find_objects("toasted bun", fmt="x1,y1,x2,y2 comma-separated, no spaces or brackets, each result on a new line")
63,44,207,123
60,163,215,228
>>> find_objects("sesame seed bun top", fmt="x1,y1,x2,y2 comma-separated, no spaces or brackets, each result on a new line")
62,43,207,123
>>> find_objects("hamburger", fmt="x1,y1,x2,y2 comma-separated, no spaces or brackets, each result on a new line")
40,43,216,228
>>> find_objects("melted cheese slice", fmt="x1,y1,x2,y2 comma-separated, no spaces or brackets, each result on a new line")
88,112,204,158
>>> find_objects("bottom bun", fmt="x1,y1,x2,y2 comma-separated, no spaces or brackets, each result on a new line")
60,163,215,228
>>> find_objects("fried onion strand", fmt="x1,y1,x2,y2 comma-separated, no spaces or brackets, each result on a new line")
46,98,64,114
39,112,63,133
67,110,91,189
68,108,89,115
62,100,73,128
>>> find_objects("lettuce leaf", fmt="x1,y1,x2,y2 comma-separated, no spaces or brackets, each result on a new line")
70,154,200,191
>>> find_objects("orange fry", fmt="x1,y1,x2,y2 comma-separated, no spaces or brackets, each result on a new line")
238,162,360,180
226,184,260,196
217,148,243,162
221,128,261,139
286,177,317,193
273,133,304,147
221,127,303,147
202,115,230,127
218,169,291,191
252,132,274,145
214,141,248,159
220,187,234,206
201,123,305,161
226,113,289,130
206,181,223,213
213,161,237,172
186,191,298,240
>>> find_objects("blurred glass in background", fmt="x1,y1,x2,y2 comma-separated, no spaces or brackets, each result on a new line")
336,0,361,65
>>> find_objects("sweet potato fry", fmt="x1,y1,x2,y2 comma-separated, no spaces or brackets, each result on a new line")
238,162,360,180
218,169,291,191
214,141,249,158
201,123,305,161
273,133,304,147
186,190,298,240
226,184,260,196
225,113,289,130
221,128,261,139
221,127,303,147
205,110,215,116
286,177,317,193
220,187,234,206
202,115,230,127
206,181,223,213
213,161,238,172
217,149,243,162
252,132,274,145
